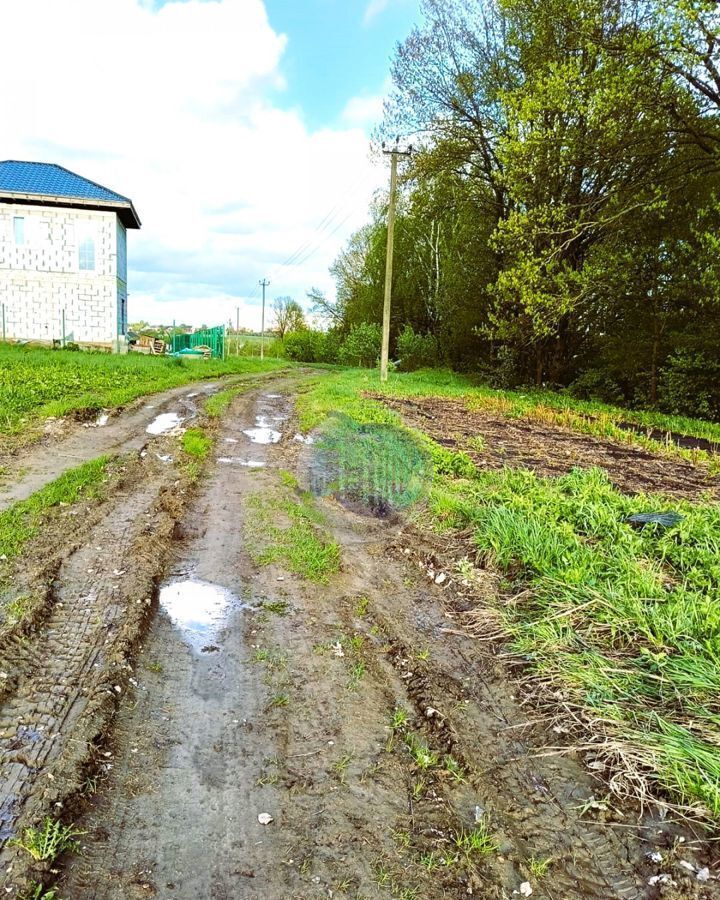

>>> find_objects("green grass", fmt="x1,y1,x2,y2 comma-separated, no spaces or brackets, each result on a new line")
204,379,261,418
181,427,213,459
295,367,720,823
245,481,340,583
10,817,84,861
0,456,109,562
0,343,287,438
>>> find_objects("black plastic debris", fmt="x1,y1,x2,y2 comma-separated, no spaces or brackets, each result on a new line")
626,511,684,529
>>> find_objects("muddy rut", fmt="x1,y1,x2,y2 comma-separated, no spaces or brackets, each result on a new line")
1,378,716,899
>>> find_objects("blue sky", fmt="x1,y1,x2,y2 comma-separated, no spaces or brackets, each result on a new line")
4,0,421,328
264,0,417,130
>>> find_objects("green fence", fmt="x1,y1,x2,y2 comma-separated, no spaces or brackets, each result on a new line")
170,326,225,359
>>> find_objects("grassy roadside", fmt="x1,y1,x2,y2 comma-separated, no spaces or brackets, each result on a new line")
0,344,288,438
296,368,720,823
298,367,720,472
0,456,110,563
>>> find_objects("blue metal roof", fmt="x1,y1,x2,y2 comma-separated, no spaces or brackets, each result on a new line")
0,161,141,228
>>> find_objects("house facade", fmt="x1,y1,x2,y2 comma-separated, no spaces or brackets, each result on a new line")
0,161,141,350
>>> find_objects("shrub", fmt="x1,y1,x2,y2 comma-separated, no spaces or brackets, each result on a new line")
284,329,333,363
337,323,381,368
568,369,625,405
396,325,437,371
660,351,720,420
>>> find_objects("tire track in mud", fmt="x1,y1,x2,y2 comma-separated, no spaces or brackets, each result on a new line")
0,451,191,892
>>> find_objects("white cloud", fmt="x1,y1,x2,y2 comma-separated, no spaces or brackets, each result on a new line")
1,0,384,328
363,0,392,26
341,94,385,129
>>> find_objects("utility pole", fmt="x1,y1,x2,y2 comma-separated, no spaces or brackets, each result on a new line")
259,279,269,360
236,306,240,356
380,138,412,383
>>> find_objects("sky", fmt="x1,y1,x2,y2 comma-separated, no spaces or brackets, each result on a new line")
1,0,419,329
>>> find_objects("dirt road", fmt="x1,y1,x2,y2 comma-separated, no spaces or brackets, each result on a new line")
1,376,716,899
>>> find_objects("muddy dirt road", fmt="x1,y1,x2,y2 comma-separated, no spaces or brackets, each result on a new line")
1,376,717,899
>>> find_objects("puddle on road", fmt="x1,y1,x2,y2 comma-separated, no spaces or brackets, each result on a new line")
294,433,314,445
159,579,247,651
147,412,184,435
243,424,281,444
265,393,282,399
218,457,265,467
224,437,239,444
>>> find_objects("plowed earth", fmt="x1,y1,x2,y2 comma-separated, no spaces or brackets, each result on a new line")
0,377,717,899
373,395,719,500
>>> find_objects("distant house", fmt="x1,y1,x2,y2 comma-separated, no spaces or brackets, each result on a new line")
0,161,141,350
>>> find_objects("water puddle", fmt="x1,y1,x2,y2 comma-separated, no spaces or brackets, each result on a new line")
224,437,239,444
294,433,314,445
159,579,246,650
218,457,265,467
243,424,281,444
156,453,174,464
265,393,282,399
147,412,184,435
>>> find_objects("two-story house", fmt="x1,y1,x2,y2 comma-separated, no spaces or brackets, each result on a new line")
0,161,141,350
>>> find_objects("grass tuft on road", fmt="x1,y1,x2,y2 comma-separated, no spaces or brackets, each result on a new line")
245,478,340,583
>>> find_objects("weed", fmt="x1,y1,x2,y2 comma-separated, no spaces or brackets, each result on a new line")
332,752,353,785
415,646,430,662
386,707,410,751
453,821,498,859
4,595,31,624
411,779,426,800
419,851,441,872
279,469,299,490
354,596,370,617
262,599,291,616
442,755,465,783
348,661,366,690
392,830,411,849
11,818,84,862
20,885,60,900
529,855,553,877
267,692,289,709
146,661,164,674
182,427,212,459
404,734,438,770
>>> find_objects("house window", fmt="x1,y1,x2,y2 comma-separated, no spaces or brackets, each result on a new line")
79,235,95,271
13,217,24,245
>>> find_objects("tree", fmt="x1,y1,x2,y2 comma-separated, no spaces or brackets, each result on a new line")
272,297,306,339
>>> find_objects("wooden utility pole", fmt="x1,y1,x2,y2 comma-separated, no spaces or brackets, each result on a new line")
380,140,412,383
236,306,240,356
259,279,269,359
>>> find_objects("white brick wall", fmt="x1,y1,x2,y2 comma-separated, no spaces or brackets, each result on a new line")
0,203,120,346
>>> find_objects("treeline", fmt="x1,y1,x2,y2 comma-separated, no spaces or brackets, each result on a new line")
315,0,720,417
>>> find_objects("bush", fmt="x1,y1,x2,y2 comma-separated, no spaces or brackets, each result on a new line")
337,323,381,368
283,329,338,364
660,351,720,421
568,369,625,405
396,325,437,371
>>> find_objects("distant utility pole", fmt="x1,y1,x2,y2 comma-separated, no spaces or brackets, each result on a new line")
236,305,240,356
259,278,270,359
380,138,412,383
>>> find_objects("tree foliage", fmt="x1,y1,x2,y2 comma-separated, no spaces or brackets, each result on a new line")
329,0,720,414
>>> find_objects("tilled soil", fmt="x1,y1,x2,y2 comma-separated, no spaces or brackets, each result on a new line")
375,395,719,500
37,385,716,900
